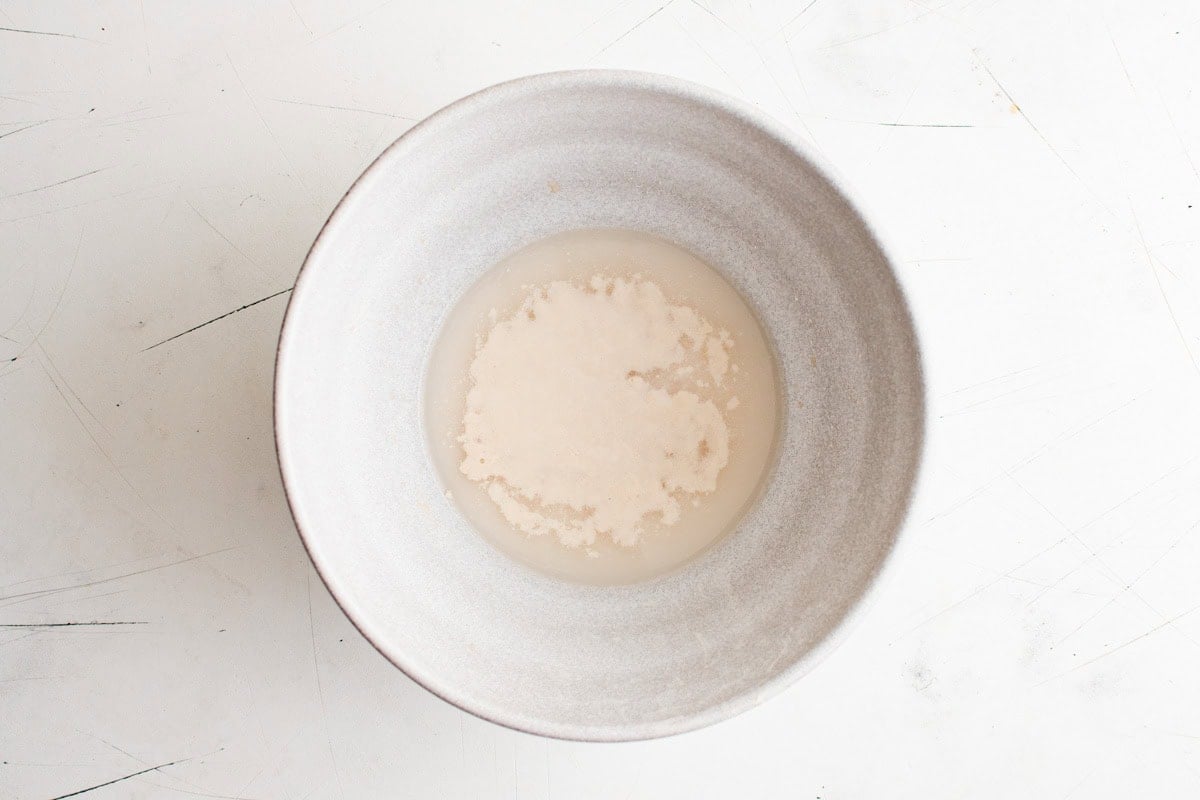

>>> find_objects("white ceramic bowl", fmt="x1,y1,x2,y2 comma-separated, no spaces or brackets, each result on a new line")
275,70,923,741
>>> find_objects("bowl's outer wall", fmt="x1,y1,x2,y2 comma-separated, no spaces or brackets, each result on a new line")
274,71,924,741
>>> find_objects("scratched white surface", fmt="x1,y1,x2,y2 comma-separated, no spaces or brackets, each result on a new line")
2,1,1199,798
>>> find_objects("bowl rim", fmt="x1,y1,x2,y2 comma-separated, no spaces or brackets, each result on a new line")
273,68,927,742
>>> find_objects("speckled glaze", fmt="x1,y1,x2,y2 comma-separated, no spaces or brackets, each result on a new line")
274,71,924,741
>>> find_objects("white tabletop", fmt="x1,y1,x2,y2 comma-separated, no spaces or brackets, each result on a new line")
3,1,1199,798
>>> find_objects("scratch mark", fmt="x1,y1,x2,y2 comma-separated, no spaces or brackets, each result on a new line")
1060,766,1101,800
671,15,742,90
0,546,240,606
861,54,937,171
1005,472,1112,582
1109,33,1137,95
1081,454,1198,533
36,341,112,436
0,25,87,40
595,1,671,58
1007,474,1197,652
1131,201,1200,378
976,54,1104,204
1055,595,1118,648
289,0,314,35
902,0,952,20
890,576,999,642
894,473,1112,643
141,287,292,352
139,0,152,75
941,364,1041,397
1037,493,1189,623
38,362,201,544
1036,599,1200,687
307,572,346,800
772,0,819,37
688,0,739,36
37,358,133,503
1101,37,1198,255
940,375,1056,416
850,120,975,128
49,758,188,800
754,42,829,163
816,6,937,50
33,229,83,348
0,228,83,380
923,481,991,525
43,588,130,608
1,166,107,200
186,201,258,268
758,42,802,119
93,102,153,124
0,361,23,380
88,740,240,799
620,758,647,800
97,111,183,128
1010,391,1147,472
944,386,1130,421
1157,88,1200,187
138,779,259,800
234,731,301,795
697,4,830,164
0,306,34,367
0,621,146,627
0,192,149,224
224,48,310,196
0,119,49,139
1046,493,1200,647
269,97,415,121
305,0,398,46
575,0,639,37
783,36,814,109
0,93,43,106
0,548,161,595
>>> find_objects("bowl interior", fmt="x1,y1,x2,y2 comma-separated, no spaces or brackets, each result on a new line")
275,71,923,740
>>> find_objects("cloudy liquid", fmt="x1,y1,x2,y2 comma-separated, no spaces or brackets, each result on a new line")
424,229,779,585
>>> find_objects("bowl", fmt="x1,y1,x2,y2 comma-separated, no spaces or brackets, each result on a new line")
274,70,924,741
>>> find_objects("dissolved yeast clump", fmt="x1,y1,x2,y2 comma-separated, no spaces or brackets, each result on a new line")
458,274,739,548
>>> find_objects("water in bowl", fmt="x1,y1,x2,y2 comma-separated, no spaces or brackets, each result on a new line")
424,229,780,584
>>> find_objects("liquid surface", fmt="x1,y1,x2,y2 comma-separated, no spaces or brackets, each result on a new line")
424,229,779,584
